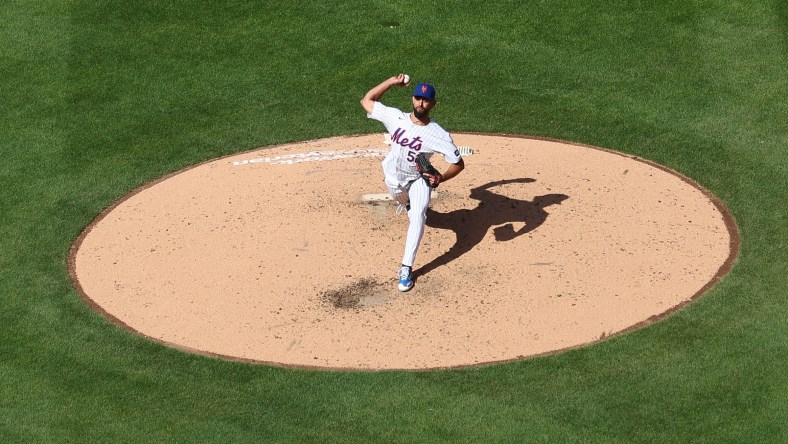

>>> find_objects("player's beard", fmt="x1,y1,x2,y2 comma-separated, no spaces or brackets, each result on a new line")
413,106,430,120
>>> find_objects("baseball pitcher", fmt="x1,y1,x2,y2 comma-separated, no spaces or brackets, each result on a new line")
360,74,465,291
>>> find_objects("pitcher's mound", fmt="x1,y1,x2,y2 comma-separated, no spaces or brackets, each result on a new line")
70,134,737,370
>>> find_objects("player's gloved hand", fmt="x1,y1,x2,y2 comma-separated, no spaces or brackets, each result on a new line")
415,153,442,188
425,172,442,187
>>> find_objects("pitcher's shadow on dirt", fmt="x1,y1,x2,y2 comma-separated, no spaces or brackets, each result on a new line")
417,178,569,278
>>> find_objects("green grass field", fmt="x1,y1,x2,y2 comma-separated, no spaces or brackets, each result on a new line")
2,0,786,442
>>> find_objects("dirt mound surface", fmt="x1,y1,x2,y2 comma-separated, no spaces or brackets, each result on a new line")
70,134,737,370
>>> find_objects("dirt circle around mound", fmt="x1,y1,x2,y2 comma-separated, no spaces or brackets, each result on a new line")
69,134,738,370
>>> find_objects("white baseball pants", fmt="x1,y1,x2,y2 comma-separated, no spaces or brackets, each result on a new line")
388,178,432,267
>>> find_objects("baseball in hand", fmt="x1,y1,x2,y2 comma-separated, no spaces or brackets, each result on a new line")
403,74,410,85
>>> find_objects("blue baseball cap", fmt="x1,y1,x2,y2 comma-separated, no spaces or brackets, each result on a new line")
413,83,436,101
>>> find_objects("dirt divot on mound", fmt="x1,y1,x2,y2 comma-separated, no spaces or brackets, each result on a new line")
321,278,390,310
69,134,738,370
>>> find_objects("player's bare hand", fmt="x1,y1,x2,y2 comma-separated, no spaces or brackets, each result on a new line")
392,73,411,86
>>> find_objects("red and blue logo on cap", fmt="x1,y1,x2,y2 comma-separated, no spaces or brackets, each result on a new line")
413,83,436,101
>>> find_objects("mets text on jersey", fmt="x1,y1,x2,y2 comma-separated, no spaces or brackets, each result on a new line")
391,128,424,162
391,128,423,151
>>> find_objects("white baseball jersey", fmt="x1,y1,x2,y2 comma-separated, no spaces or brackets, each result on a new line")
368,101,461,189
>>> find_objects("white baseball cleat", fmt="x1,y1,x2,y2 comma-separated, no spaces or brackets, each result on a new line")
398,266,414,292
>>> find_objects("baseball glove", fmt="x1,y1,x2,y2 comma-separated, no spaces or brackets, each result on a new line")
415,153,442,188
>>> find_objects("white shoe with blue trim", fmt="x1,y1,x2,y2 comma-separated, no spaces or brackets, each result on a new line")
397,266,414,292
